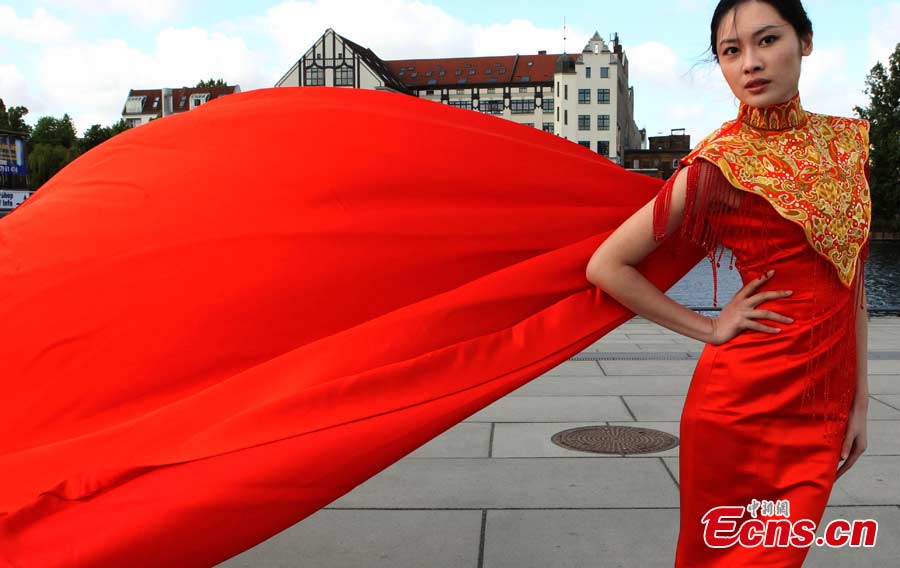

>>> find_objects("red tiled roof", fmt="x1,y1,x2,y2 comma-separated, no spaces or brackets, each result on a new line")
385,53,577,88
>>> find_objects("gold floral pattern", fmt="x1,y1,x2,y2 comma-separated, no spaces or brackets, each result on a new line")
682,94,870,287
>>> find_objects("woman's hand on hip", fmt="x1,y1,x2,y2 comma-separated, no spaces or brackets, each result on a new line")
708,269,794,345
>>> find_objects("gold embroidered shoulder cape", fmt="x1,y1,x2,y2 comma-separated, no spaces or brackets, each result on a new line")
679,93,870,287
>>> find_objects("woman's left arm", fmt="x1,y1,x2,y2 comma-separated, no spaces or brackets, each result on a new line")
837,279,868,479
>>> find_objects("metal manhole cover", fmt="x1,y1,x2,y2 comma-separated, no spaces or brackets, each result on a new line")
551,425,679,455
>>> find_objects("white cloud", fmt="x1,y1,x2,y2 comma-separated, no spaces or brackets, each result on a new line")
0,5,72,43
0,64,29,107
43,0,181,24
36,27,267,132
261,0,584,66
800,46,866,118
868,2,900,68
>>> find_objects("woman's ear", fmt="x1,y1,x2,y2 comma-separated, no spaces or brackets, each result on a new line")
800,32,813,57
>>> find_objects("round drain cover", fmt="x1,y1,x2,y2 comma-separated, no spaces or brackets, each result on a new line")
551,425,678,455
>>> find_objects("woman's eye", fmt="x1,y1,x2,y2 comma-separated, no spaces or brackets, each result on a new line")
723,47,738,56
761,35,778,45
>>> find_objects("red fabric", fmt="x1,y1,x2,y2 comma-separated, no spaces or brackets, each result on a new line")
0,87,702,567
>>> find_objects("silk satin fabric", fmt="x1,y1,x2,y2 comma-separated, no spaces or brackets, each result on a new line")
0,87,702,567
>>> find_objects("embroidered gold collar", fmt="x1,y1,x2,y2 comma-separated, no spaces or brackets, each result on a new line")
682,93,870,287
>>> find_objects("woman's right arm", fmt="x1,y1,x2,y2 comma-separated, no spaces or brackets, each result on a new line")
584,164,793,345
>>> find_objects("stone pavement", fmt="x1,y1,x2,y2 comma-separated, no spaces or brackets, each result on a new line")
219,317,900,568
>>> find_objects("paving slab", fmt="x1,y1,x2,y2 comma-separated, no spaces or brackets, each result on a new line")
217,510,481,568
407,422,491,458
483,509,679,568
623,395,687,422
464,395,632,423
542,361,603,377
804,506,900,567
327,458,679,509
509,375,693,397
599,360,700,376
868,375,900,395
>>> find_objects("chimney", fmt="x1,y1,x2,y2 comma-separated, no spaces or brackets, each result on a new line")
538,50,547,55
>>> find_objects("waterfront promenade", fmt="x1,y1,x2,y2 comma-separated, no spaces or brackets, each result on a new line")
219,316,900,568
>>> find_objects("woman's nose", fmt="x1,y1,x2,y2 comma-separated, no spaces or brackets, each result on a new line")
742,49,764,74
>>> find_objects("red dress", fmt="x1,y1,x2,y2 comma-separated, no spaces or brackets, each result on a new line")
651,96,870,566
0,88,868,567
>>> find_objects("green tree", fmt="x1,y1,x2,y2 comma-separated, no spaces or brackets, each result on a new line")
29,114,77,149
77,119,130,154
855,43,900,232
195,78,228,88
0,98,31,135
27,143,76,190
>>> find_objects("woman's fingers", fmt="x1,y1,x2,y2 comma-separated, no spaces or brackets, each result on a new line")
738,269,775,298
747,289,793,307
836,442,865,479
742,320,781,334
747,309,794,324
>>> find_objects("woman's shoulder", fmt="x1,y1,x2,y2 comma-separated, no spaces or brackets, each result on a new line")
807,111,870,135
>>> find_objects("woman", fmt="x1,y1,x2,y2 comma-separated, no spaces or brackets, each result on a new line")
586,0,870,565
0,2,868,568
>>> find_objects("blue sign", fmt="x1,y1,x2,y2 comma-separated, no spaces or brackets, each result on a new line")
0,135,27,176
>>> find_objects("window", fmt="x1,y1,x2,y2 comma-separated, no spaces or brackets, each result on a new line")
597,140,610,156
542,98,554,112
556,81,560,97
578,89,590,104
597,114,610,130
126,117,141,127
519,76,530,82
597,88,610,104
124,96,145,114
564,109,568,125
485,69,492,75
456,89,466,94
564,84,568,100
305,66,324,86
578,115,591,130
427,79,437,86
178,95,187,109
152,96,159,109
673,159,680,169
499,67,506,73
600,67,609,78
190,93,209,109
469,69,476,75
518,87,528,93
426,71,433,77
448,100,472,110
335,66,354,86
425,89,435,95
510,99,535,114
524,122,535,127
542,122,554,133
410,72,418,78
486,88,496,93
481,100,503,115
578,141,591,148
455,69,462,76
586,66,592,78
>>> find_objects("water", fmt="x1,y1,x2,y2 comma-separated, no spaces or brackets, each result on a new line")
666,241,900,310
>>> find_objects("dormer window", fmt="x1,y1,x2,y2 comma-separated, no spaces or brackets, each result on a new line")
190,93,210,109
124,96,146,114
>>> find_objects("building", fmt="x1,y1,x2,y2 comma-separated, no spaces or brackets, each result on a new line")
121,85,241,127
276,29,645,164
0,129,30,219
624,129,691,179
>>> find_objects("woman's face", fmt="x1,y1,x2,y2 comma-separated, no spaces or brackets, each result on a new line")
715,0,813,108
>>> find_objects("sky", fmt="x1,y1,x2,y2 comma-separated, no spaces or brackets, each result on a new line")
1,0,898,143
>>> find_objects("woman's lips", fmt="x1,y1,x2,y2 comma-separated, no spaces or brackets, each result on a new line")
746,81,770,94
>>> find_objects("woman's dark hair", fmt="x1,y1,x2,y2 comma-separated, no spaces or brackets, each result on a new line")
709,0,813,63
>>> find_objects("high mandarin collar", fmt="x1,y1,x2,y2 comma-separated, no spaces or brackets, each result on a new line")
739,93,808,131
